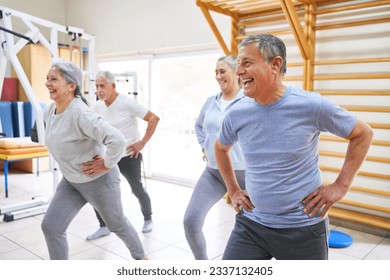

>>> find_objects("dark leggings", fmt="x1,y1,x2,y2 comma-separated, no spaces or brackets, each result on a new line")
94,154,152,227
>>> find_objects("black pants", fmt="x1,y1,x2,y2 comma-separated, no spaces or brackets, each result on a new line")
223,214,329,260
95,154,152,227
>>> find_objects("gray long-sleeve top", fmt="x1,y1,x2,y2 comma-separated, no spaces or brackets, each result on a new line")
44,97,126,183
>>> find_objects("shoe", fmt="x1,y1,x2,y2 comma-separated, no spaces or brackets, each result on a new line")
86,226,111,240
142,220,153,233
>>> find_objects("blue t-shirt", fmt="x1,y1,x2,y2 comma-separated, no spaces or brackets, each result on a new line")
218,86,357,228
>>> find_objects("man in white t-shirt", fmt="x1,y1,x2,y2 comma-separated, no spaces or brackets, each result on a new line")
86,71,159,240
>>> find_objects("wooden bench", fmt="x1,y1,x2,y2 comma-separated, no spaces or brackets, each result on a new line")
0,138,48,198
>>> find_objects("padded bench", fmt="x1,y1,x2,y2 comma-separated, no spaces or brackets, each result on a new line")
0,137,48,198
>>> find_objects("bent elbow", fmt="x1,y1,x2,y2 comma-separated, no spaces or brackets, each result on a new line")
362,122,374,146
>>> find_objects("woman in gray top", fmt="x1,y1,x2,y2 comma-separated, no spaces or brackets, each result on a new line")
40,61,146,260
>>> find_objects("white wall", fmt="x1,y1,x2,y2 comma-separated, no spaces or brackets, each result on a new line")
65,0,230,56
0,0,230,57
0,0,66,24
0,0,230,77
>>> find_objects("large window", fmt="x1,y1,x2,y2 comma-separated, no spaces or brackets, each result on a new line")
99,50,222,186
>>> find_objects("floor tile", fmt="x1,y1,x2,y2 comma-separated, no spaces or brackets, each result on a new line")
70,246,126,260
364,238,390,260
0,171,389,261
147,245,194,260
0,235,21,254
0,247,42,260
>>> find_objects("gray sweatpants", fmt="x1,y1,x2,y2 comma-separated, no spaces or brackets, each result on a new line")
41,166,145,259
183,167,245,260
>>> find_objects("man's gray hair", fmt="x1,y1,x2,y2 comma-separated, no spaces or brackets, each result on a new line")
96,70,116,84
239,34,287,75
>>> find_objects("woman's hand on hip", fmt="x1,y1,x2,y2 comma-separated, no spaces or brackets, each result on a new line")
81,155,109,177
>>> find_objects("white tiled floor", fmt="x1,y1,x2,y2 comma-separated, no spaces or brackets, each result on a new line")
0,170,389,260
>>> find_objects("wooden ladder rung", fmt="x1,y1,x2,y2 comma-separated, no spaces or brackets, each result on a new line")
329,207,390,230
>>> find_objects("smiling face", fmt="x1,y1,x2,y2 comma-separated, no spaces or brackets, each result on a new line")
45,67,74,103
215,60,237,94
236,43,273,101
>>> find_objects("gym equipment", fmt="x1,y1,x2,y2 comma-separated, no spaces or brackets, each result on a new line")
328,229,353,248
114,71,138,98
0,6,97,221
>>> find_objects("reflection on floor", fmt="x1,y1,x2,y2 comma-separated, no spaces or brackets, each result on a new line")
0,171,389,260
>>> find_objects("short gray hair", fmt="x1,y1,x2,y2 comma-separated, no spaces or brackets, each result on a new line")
96,70,116,84
239,34,287,75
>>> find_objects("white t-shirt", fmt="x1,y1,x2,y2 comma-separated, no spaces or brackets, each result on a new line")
220,97,235,111
94,94,148,155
